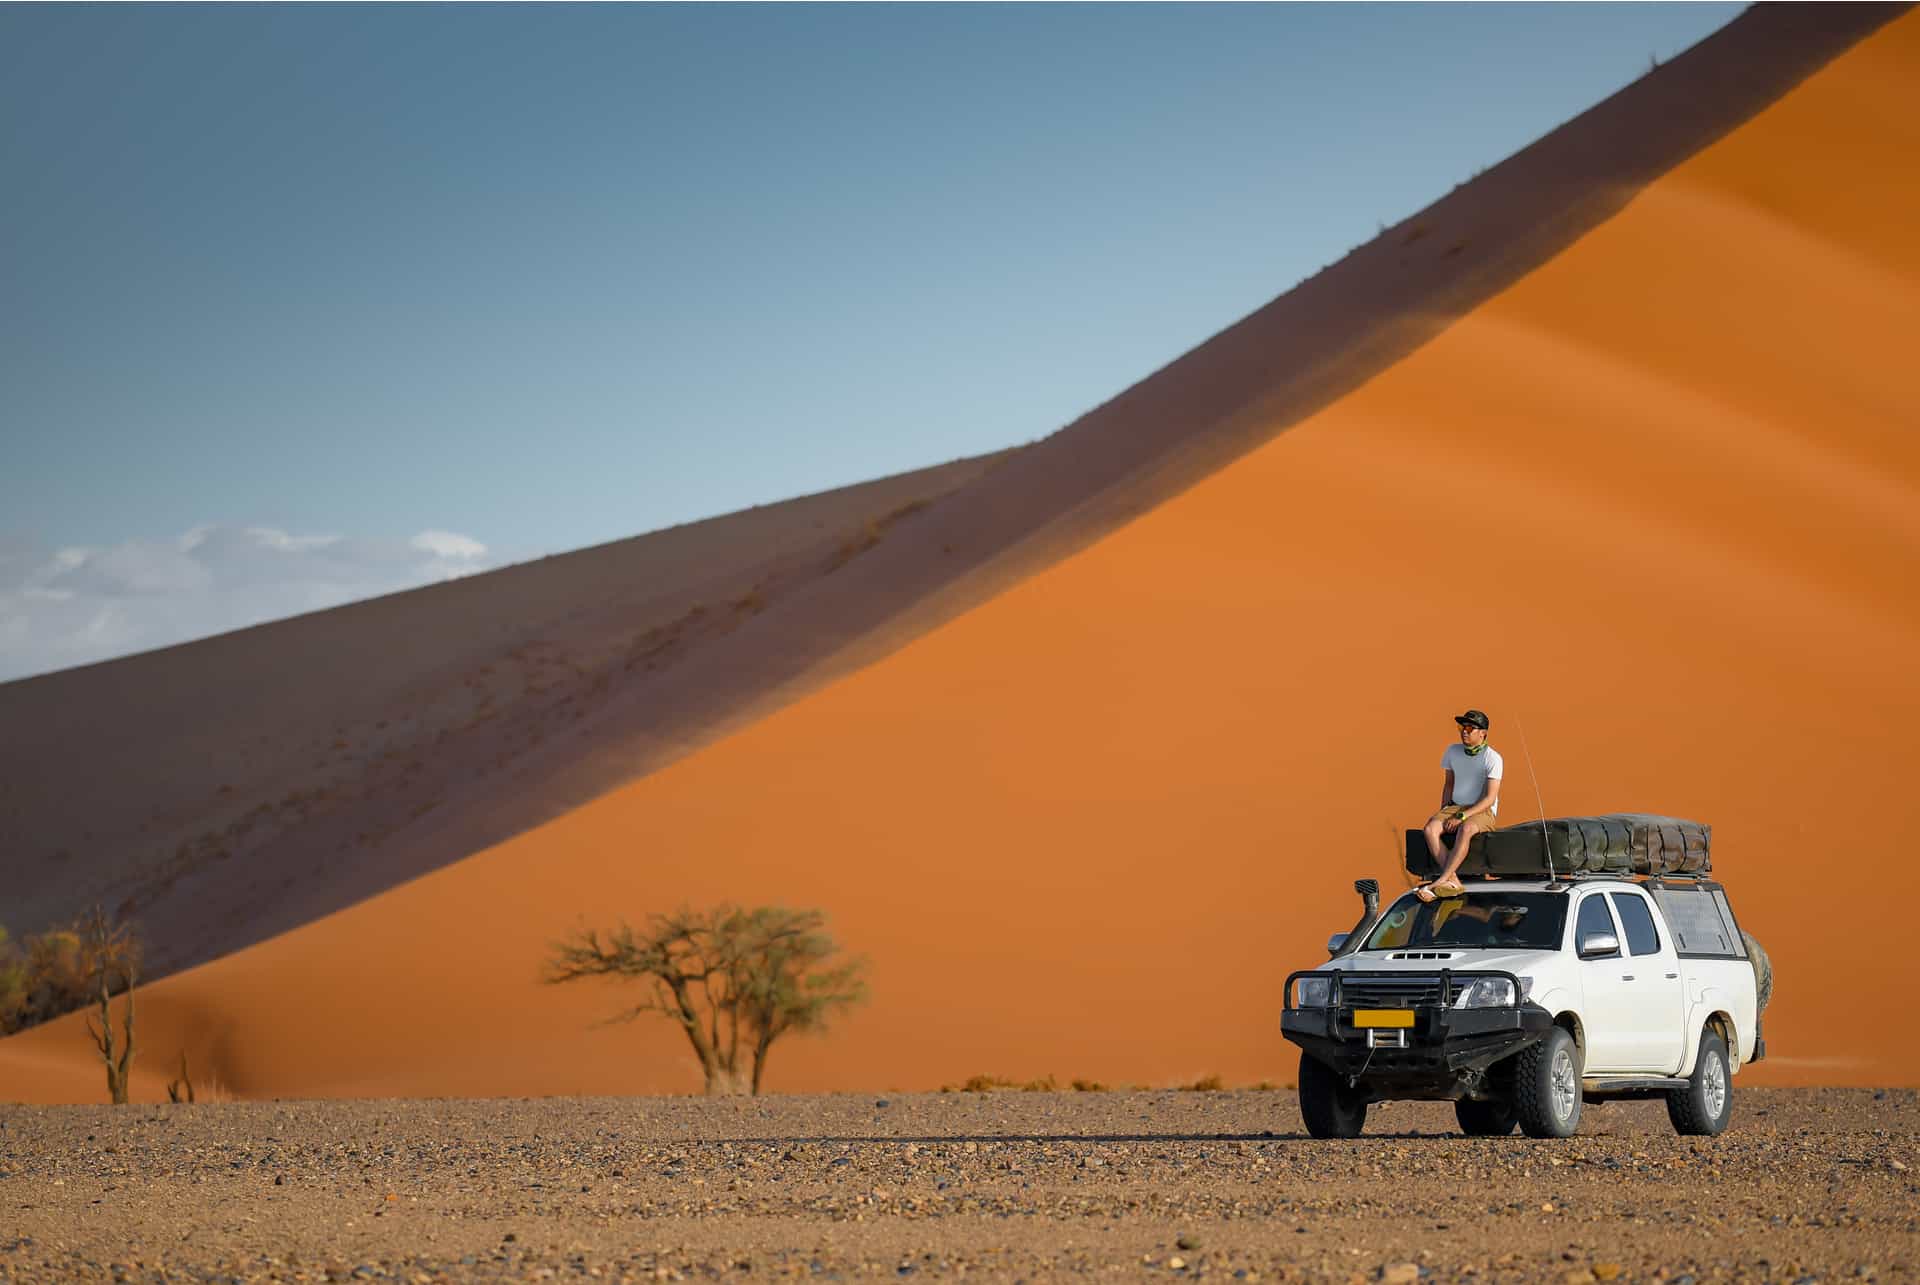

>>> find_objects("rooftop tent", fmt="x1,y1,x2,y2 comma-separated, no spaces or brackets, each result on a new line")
1405,814,1711,879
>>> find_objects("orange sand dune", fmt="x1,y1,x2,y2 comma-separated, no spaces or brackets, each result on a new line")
9,7,1889,1002
6,8,1919,1102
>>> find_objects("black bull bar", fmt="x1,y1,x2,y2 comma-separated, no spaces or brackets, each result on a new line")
1281,969,1554,1098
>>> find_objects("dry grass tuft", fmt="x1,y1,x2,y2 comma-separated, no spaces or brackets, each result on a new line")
827,498,932,572
829,520,884,571
941,1073,1116,1093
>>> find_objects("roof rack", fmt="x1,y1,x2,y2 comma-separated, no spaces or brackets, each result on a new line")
1536,870,1717,891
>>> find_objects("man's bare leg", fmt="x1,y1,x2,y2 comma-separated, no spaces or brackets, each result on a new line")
1433,819,1482,889
1416,813,1461,901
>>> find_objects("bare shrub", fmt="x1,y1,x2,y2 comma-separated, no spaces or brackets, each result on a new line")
77,906,141,1105
166,1051,195,1104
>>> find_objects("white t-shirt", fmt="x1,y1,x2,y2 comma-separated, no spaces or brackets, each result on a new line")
1442,743,1504,815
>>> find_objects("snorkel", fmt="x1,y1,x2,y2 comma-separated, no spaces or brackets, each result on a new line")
1328,879,1382,959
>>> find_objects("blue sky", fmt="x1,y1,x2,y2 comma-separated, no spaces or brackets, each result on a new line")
1,3,1741,679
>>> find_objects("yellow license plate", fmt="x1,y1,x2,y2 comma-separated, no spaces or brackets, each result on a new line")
1353,1009,1415,1029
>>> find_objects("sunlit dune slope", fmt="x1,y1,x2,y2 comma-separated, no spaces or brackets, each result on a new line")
7,8,1919,1101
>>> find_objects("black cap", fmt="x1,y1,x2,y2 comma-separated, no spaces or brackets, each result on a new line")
1454,708,1490,730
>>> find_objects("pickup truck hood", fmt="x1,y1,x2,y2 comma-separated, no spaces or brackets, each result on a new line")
1321,950,1550,977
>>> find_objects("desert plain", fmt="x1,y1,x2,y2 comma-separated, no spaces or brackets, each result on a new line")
4,1089,1915,1282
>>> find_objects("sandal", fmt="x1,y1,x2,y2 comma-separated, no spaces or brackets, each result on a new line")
1431,878,1466,899
1414,884,1439,903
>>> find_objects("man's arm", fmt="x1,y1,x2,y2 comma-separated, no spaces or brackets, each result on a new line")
1439,770,1456,811
1460,775,1503,820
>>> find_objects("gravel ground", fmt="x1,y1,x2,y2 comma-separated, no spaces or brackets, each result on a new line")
1,1088,1914,1283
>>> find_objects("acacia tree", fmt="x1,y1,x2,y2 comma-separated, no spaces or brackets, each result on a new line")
78,906,141,1105
545,905,867,1095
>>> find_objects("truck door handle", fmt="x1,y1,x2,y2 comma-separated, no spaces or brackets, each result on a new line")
1665,972,1679,979
1621,975,1634,981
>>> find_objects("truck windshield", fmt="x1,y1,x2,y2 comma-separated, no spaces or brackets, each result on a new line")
1360,892,1567,952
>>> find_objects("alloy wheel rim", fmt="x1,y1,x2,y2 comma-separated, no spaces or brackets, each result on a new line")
1550,1047,1577,1120
1705,1051,1727,1117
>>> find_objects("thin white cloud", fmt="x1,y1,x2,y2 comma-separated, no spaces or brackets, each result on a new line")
245,526,343,554
410,529,486,561
0,524,510,683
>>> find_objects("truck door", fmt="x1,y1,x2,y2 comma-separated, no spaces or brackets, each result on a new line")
1573,892,1634,1073
1609,890,1687,1072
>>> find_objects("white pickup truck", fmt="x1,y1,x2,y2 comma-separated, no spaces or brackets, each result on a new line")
1281,873,1764,1139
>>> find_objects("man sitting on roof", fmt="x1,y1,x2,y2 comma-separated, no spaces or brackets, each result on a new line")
1417,708,1504,902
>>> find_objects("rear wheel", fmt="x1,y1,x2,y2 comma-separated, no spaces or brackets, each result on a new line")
1454,1095,1518,1136
1667,1029,1733,1136
1298,1051,1368,1139
1512,1026,1583,1138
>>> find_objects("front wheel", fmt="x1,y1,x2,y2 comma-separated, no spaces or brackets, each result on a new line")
1298,1051,1368,1138
1455,1095,1518,1136
1512,1026,1583,1138
1667,1029,1733,1136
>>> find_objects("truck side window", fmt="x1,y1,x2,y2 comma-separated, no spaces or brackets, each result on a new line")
1709,889,1750,959
1608,892,1662,956
1575,895,1618,957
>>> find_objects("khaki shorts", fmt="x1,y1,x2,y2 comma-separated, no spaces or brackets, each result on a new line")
1431,806,1498,835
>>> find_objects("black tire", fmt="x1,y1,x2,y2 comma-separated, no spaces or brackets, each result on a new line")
1742,930,1773,1014
1667,1029,1733,1136
1298,1051,1368,1139
1454,1095,1518,1137
1511,1026,1583,1138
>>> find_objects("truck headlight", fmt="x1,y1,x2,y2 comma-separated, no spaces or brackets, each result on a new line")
1294,975,1332,1008
1453,977,1517,1009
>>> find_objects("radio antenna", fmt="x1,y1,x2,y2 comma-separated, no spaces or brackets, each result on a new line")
1514,712,1556,882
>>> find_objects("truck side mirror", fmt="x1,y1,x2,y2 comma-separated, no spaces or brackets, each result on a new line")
1326,932,1349,956
1578,931,1621,959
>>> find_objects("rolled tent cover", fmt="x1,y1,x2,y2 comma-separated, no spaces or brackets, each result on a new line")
1404,814,1712,879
